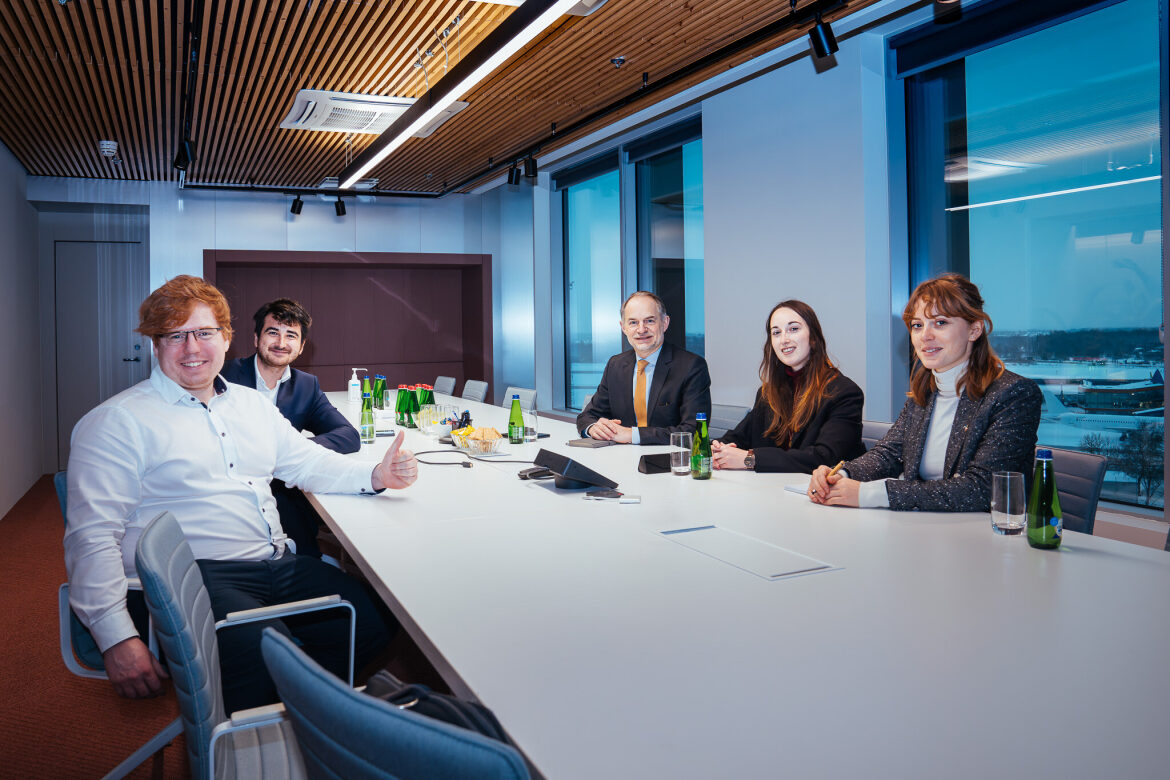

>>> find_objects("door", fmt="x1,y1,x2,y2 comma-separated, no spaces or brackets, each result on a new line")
55,241,150,469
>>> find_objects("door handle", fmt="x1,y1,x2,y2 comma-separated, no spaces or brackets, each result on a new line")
123,357,141,362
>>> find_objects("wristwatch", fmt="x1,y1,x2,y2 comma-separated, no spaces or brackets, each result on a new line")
743,450,755,470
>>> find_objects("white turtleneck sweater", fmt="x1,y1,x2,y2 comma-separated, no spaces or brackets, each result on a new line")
856,360,968,508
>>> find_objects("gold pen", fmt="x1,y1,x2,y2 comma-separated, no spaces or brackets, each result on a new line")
827,460,845,477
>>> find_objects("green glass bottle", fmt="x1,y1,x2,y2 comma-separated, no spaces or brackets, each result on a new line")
361,375,371,403
359,392,375,445
691,413,712,480
405,384,420,428
372,375,386,410
508,394,524,444
394,385,407,427
1026,448,1062,549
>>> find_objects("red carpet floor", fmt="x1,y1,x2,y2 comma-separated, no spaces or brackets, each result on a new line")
0,475,188,778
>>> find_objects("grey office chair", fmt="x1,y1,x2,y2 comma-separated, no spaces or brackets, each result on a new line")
502,387,537,411
862,420,893,451
580,393,594,412
261,629,530,780
433,376,456,396
54,471,184,779
1046,446,1108,535
462,380,489,403
710,404,750,440
135,511,357,780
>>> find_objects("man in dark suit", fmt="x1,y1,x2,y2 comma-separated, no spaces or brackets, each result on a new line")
220,298,358,557
576,291,711,446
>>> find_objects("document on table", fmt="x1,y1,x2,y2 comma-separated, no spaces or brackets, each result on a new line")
785,480,809,496
660,525,834,580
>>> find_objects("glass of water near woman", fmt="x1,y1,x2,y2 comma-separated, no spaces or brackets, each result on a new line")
990,471,1025,535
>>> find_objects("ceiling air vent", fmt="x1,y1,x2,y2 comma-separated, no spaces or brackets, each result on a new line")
280,89,469,137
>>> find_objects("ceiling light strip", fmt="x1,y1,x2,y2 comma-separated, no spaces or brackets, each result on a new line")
340,0,583,189
943,175,1162,212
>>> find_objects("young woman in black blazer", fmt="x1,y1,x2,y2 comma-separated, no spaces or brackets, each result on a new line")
808,273,1041,511
712,300,865,473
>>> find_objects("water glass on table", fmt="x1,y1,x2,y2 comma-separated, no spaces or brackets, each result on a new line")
523,408,539,443
990,471,1025,535
669,432,693,476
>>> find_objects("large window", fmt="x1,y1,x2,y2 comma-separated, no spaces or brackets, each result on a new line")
557,119,704,410
901,0,1165,508
563,169,622,410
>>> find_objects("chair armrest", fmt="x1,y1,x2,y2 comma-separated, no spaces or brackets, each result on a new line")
208,704,291,780
216,595,356,686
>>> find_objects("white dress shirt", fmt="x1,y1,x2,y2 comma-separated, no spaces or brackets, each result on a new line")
253,355,292,405
857,360,967,508
585,346,661,444
63,369,379,652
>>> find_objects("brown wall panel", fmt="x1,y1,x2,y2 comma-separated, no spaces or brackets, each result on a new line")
206,249,491,393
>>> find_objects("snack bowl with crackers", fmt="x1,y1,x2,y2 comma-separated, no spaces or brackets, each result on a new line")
466,426,505,455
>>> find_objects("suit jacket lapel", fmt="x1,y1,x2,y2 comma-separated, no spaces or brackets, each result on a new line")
645,342,673,415
904,394,934,480
943,392,979,478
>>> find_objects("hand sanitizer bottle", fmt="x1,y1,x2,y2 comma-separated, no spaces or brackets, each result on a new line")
348,368,368,406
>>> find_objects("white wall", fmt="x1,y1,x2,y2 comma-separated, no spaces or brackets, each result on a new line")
25,179,487,288
0,144,43,517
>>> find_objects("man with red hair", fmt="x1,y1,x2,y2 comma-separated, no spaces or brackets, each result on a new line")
64,275,418,712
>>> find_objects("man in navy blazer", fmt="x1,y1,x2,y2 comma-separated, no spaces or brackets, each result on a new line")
220,298,359,556
576,291,711,446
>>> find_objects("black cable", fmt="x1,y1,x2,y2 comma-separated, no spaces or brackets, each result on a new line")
413,449,536,466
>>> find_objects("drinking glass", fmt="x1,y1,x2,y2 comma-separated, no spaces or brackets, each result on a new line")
670,432,693,475
523,408,539,443
990,471,1026,535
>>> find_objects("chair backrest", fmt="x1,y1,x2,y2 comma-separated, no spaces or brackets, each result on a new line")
710,404,750,440
462,380,489,403
1047,446,1108,535
502,387,537,411
137,512,300,780
135,511,230,778
433,376,456,396
862,420,893,451
261,629,530,780
56,470,109,672
580,393,594,412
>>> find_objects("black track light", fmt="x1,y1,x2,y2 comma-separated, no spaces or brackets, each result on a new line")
290,196,303,215
507,166,522,186
523,157,538,179
335,197,346,217
933,0,962,23
173,139,195,171
809,12,838,58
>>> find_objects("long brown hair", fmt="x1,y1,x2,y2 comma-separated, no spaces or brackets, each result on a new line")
759,300,839,445
903,273,1003,407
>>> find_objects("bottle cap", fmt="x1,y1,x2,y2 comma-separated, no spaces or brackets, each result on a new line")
696,413,707,420
513,394,520,399
376,374,385,379
1036,448,1053,460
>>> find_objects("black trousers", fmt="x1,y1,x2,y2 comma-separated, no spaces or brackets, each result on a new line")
197,554,394,713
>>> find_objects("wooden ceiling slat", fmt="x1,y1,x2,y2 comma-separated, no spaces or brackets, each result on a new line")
2,2,90,177
0,0,883,191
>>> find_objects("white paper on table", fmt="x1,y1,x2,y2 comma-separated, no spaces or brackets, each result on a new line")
660,525,834,580
784,480,810,495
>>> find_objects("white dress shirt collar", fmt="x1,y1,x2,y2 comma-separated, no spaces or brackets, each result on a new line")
253,355,292,405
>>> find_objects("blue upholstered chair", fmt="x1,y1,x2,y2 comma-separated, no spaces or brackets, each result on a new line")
1046,446,1108,535
462,379,489,403
135,511,357,780
501,386,537,411
55,470,183,778
261,628,531,780
861,420,892,451
710,403,750,440
433,376,457,396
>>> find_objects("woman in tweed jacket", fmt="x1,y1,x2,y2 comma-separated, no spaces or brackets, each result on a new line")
808,274,1041,512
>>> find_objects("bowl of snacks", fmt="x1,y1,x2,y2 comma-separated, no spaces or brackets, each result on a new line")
450,425,476,449
466,426,504,455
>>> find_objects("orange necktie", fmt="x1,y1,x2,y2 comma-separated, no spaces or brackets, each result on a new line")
634,359,649,428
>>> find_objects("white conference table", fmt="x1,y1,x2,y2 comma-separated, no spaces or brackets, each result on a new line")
312,392,1169,779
